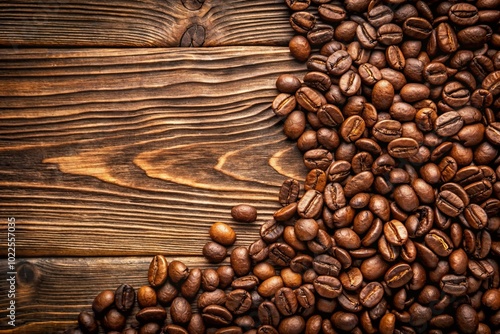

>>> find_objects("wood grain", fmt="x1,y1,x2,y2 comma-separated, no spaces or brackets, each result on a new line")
0,47,308,257
0,0,294,47
0,256,222,333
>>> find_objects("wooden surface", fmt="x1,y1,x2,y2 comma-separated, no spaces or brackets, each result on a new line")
0,1,307,332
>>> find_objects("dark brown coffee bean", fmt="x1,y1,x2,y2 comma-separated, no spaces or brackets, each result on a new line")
317,104,344,127
269,243,296,267
378,235,400,262
296,87,326,113
356,22,378,49
449,3,479,25
436,190,465,217
273,202,297,222
197,289,226,309
372,80,394,110
203,241,227,263
258,301,280,327
359,282,384,308
434,111,464,137
136,306,167,324
457,25,492,49
403,17,432,39
372,120,402,143
289,11,316,34
388,138,420,159
297,189,323,219
276,74,302,94
333,227,361,250
210,222,236,246
304,149,333,170
344,171,374,198
202,305,233,327
449,249,468,275
383,220,408,246
440,274,468,296
231,204,257,223
225,289,252,315
156,281,177,306
307,229,333,254
260,219,284,243
274,287,299,316
101,308,126,331
436,23,459,54
409,303,432,327
468,259,494,280
456,304,479,334
279,178,300,207
201,269,219,292
326,50,352,76
384,263,413,288
318,4,346,22
272,93,296,117
248,239,269,264
168,260,189,284
148,255,168,288
181,268,201,300
324,182,346,211
442,81,470,108
230,246,251,277
92,290,115,315
424,229,453,257
294,218,319,241
314,275,342,299
312,254,341,276
358,63,382,86
115,284,135,313
78,311,98,334
327,160,351,183
367,5,394,27
463,204,488,230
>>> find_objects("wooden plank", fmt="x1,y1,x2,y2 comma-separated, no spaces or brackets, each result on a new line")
0,0,293,47
0,47,308,257
0,256,220,333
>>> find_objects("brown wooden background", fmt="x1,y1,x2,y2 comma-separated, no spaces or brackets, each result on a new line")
0,1,308,332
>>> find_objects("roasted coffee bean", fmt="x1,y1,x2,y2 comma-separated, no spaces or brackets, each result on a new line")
78,311,98,334
383,220,408,246
403,17,432,39
201,269,219,292
384,263,413,288
318,4,347,23
297,189,324,218
148,255,168,288
357,22,378,49
314,275,342,299
272,93,296,117
202,305,233,327
260,219,284,243
210,222,236,246
231,204,257,223
304,149,333,170
269,243,295,267
181,268,201,299
115,284,135,313
92,290,115,315
203,241,227,263
258,301,280,327
225,289,252,315
436,190,465,217
279,178,300,206
359,282,384,308
102,308,126,331
156,281,177,306
456,304,479,334
296,87,326,113
136,306,167,324
197,289,226,309
276,74,302,94
169,260,189,283
231,246,251,277
289,11,316,34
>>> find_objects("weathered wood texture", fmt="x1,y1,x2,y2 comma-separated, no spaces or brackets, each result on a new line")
0,256,217,333
0,0,294,47
0,47,308,258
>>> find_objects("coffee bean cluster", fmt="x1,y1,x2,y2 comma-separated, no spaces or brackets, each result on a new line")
65,0,500,333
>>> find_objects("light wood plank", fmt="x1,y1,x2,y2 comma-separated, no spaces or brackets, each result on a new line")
0,256,224,333
0,47,308,257
0,0,293,47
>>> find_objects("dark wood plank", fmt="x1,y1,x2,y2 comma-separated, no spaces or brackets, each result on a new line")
0,47,308,257
0,0,293,47
0,256,219,333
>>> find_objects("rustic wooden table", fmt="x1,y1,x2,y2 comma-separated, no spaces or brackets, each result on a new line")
0,1,308,332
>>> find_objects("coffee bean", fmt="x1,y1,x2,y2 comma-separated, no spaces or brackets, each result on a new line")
384,263,413,288
424,229,454,257
115,284,135,313
231,204,257,223
313,275,342,298
156,281,177,306
260,219,284,243
359,282,384,308
297,189,324,219
296,87,326,113
148,255,168,288
210,222,236,246
326,50,352,76
279,178,300,206
272,93,296,117
269,243,295,267
136,306,167,324
102,308,126,331
258,301,280,327
456,304,479,334
225,289,252,315
403,17,432,39
203,241,227,263
436,190,465,217
78,311,98,334
181,268,201,299
230,246,251,277
289,11,316,34
92,290,115,315
202,305,233,327
383,220,408,246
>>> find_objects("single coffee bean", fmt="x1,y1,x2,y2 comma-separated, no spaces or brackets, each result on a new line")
436,190,465,217
92,290,115,315
232,275,260,291
156,281,177,306
276,74,302,94
279,178,300,206
275,287,298,316
102,308,126,331
303,149,333,170
272,93,296,117
231,204,257,223
384,263,413,288
403,17,432,39
377,23,403,46
289,11,316,34
260,219,284,243
297,189,324,219
356,22,378,49
202,305,233,327
359,282,384,308
78,311,98,334
333,228,361,250
136,306,167,324
326,50,352,76
313,275,342,298
436,22,459,53
456,304,479,334
203,241,227,263
210,222,236,246
383,220,408,246
296,87,326,113
148,255,168,288
197,289,226,309
169,260,189,283
424,229,454,257
258,301,280,327
230,246,251,277
318,4,347,23
225,289,252,315
181,268,201,300
269,243,296,267
201,269,219,292
115,284,135,313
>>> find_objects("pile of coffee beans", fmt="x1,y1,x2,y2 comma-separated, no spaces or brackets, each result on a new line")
66,0,500,333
